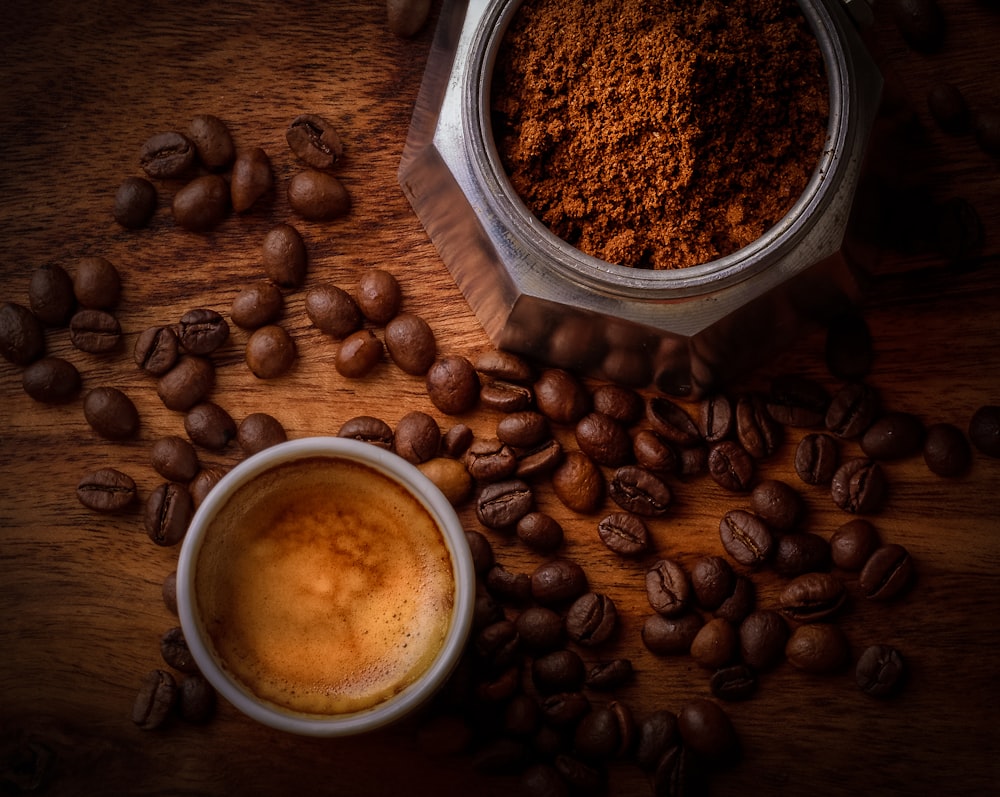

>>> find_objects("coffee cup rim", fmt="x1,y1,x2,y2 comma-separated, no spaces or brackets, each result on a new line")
176,435,476,737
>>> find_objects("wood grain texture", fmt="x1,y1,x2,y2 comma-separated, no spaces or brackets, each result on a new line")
1,1,998,795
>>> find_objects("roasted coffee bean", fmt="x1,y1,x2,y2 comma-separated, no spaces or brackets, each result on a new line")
608,465,671,517
566,592,617,646
305,283,361,339
591,383,643,424
0,302,45,365
785,623,849,674
69,309,121,354
825,382,879,439
29,263,75,325
533,368,590,425
22,357,81,403
160,626,199,674
515,606,564,652
132,670,177,730
738,610,788,671
677,442,707,476
573,704,627,761
475,665,521,704
497,411,549,448
190,466,227,509
74,256,121,310
472,584,504,631
860,543,915,601
514,438,563,478
76,468,137,512
830,518,879,571
150,435,200,482
157,356,215,412
83,386,139,440
735,393,783,459
335,329,382,378
861,411,925,460
184,402,237,450
645,560,691,617
597,511,650,557
474,349,534,383
697,393,734,443
642,612,703,655
464,530,494,577
262,223,308,288
889,0,946,53
477,479,534,529
531,559,588,605
338,415,393,448
715,575,756,624
480,379,533,412
475,619,521,670
927,82,971,134
750,479,803,532
969,405,1000,457
516,511,564,553
113,176,157,229
856,644,906,698
145,482,195,546
690,618,737,670
231,280,283,330
767,374,829,428
286,113,343,169
552,451,604,513
831,457,886,514
646,396,701,447
236,412,288,457
773,533,831,577
636,710,680,772
287,169,351,221
134,326,180,375
230,147,274,212
426,355,479,415
177,308,229,355
188,114,235,171
387,0,432,38
441,423,473,458
385,312,436,375
719,510,773,568
632,429,678,475
356,268,401,324
419,457,473,504
585,659,634,691
710,664,758,702
795,432,840,485
825,312,873,382
678,699,738,761
172,174,230,231
465,438,518,482
533,649,586,694
140,131,195,179
178,673,216,724
923,422,972,476
246,324,297,379
504,693,542,738
542,694,591,728
708,440,755,492
162,572,178,616
390,411,439,464
779,572,847,623
690,555,735,610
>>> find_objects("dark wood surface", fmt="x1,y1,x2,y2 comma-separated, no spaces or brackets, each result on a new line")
1,1,998,795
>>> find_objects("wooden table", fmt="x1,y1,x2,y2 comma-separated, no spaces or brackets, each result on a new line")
1,1,997,794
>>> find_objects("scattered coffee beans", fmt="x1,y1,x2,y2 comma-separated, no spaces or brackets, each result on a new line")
150,435,200,482
245,325,297,378
286,113,343,169
76,468,137,512
157,355,215,411
28,264,75,326
0,302,45,365
184,402,237,450
73,256,121,310
140,131,195,179
830,457,886,514
132,670,178,730
230,147,274,212
135,326,180,375
144,482,194,546
856,644,906,698
172,174,230,231
187,114,235,172
230,280,283,330
113,176,158,229
859,543,915,601
287,170,351,221
385,312,436,375
178,308,229,355
968,405,1000,457
83,386,139,440
922,422,972,476
22,357,81,403
785,623,849,674
426,355,480,414
356,268,402,324
262,224,308,288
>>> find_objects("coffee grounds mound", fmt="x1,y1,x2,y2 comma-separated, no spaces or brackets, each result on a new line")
492,0,830,269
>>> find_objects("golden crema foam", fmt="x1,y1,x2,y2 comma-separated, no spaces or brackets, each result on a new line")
195,456,455,715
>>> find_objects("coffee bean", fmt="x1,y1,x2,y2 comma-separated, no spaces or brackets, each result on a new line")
420,457,473,504
262,223,308,288
795,432,840,485
632,429,679,475
29,263,75,325
642,612,703,656
698,393,734,442
968,405,1000,457
889,0,946,53
533,649,586,694
230,281,283,330
551,451,604,513
831,457,887,514
480,379,534,413
736,393,783,459
927,83,971,135
715,575,756,624
860,411,925,460
172,174,230,231
767,374,829,427
356,268,402,324
287,170,351,221
719,509,773,568
132,669,177,730
565,592,618,647
337,415,393,448
585,659,634,691
773,532,831,577
162,571,178,616
140,131,195,179
0,302,45,365
531,559,588,605
779,572,847,623
83,386,139,440
921,422,972,477
750,479,803,532
738,610,788,671
69,309,121,354
553,752,604,792
188,114,235,171
145,482,194,546
825,382,879,439
534,368,590,425
150,435,200,482
286,113,343,169
475,666,521,704
514,438,564,479
177,308,229,355
708,440,755,492
516,511,564,553
677,699,738,761
856,644,906,698
393,411,440,464
74,256,121,310
76,468,137,512
177,673,216,724
304,283,361,339
690,555,735,611
160,626,199,674
476,619,521,671
441,423,473,458
426,355,480,414
476,479,534,529
608,465,671,516
157,356,215,411
113,176,157,229
385,312,436,375
576,703,630,761
335,329,382,378
246,324,297,379
590,384,642,424
635,710,680,772
825,312,873,381
497,411,549,449
829,518,879,571
134,326,180,375
465,438,517,482
597,511,650,556
230,147,274,213
474,349,534,383
190,466,227,509
785,623,849,674
859,543,915,601
710,664,758,702
646,396,701,447
486,563,533,605
387,0,432,38
690,618,737,670
680,445,710,480
184,402,237,450
645,559,691,617
515,606,565,653
462,531,494,578
22,357,81,403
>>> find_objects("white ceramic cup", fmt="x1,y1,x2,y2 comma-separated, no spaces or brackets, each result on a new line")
176,436,475,736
